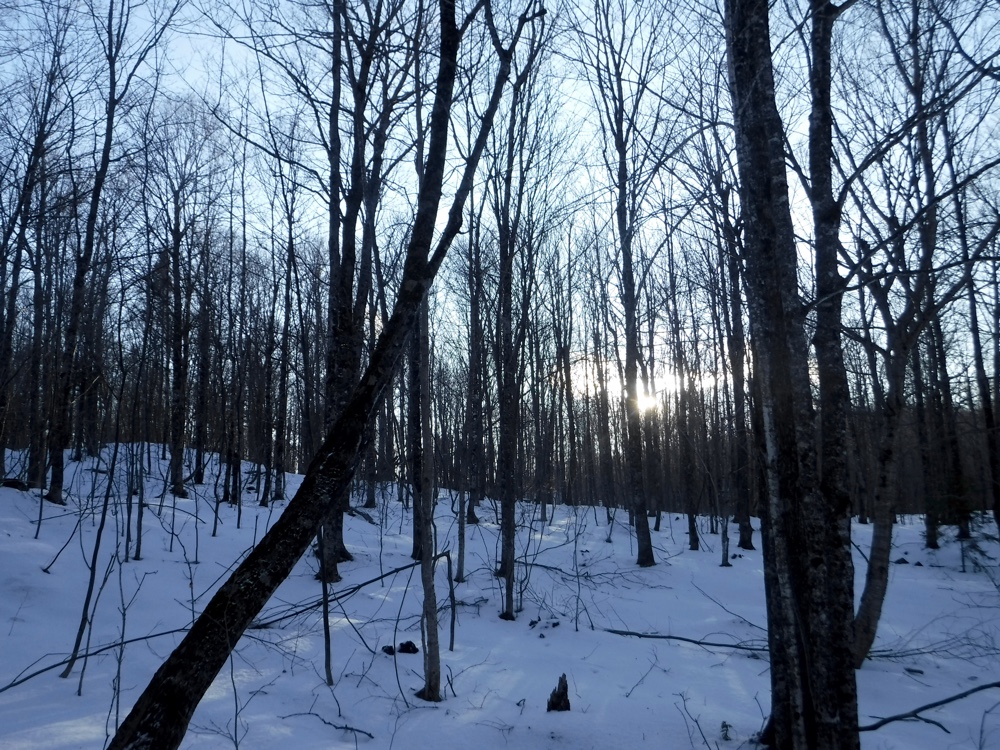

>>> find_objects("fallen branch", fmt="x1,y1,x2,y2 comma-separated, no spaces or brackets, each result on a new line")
860,680,1000,733
690,580,766,632
346,507,377,526
851,540,870,564
279,711,374,739
0,627,188,694
603,628,768,653
251,553,451,629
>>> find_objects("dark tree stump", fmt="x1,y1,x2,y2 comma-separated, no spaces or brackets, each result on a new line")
546,674,570,712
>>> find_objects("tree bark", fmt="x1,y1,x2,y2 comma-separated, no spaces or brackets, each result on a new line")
414,298,441,701
724,1,859,747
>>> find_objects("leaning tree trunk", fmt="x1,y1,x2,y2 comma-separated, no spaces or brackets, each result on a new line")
319,0,353,578
852,353,907,667
108,4,536,745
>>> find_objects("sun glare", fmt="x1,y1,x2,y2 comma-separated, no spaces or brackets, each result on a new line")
637,392,659,413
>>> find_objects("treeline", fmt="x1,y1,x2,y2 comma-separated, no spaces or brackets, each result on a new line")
1,0,998,555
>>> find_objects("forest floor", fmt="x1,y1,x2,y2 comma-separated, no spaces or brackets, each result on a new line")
1,447,999,749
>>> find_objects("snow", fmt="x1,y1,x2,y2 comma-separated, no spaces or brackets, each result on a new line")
1,449,999,749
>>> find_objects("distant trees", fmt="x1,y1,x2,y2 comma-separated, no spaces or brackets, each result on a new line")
3,0,993,575
47,0,182,506
0,1,70,483
1,0,999,744
571,0,682,566
140,102,223,499
107,1,544,745
836,0,1000,666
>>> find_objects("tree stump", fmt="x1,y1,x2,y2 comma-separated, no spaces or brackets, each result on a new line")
546,674,570,712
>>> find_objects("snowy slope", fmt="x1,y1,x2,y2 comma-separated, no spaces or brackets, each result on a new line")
1,449,998,749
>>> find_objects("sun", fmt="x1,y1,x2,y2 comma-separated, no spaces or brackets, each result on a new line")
637,392,659,413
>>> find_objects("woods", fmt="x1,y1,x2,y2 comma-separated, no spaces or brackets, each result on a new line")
2,0,1000,748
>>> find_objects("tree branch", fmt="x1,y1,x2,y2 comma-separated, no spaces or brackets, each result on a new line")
860,681,1000,733
603,628,768,654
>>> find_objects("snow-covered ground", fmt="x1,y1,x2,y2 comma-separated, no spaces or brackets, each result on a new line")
1,448,998,749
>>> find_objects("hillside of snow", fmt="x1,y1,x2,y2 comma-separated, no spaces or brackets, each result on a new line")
2,448,999,749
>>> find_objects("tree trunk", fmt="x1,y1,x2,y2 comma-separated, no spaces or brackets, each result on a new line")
592,322,616,527
108,5,533,743
852,353,907,666
722,207,754,550
414,298,441,701
168,194,190,499
192,234,212,486
724,1,859,747
464,225,484,526
408,308,424,561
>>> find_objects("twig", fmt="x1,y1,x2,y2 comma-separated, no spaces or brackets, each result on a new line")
41,513,84,573
690,581,766,632
860,680,1000,733
392,565,416,710
279,711,374,739
674,692,716,750
1,627,188,693
250,553,451,629
604,628,768,653
625,654,660,698
852,540,870,564
978,700,1000,749
335,595,376,655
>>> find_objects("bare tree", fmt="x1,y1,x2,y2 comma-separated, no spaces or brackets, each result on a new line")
46,0,182,505
413,296,441,700
723,0,860,746
108,2,544,746
483,9,548,618
572,0,682,566
0,2,71,480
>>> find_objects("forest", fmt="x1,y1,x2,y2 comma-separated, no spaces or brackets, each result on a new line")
1,0,1000,748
